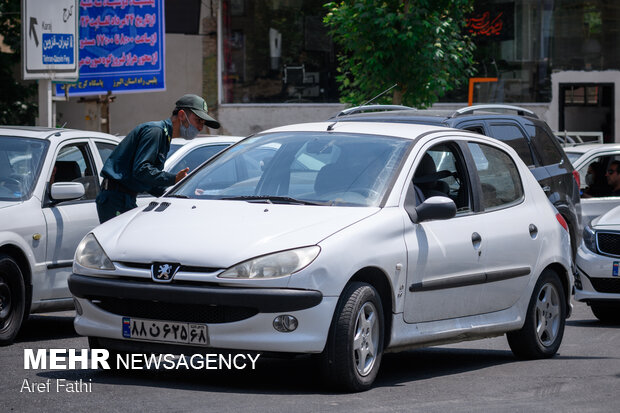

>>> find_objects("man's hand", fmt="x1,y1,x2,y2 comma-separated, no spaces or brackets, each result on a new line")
175,167,189,183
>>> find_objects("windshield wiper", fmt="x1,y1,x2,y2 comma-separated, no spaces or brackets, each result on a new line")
220,195,323,205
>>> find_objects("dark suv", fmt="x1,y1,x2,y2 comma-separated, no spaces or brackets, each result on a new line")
333,104,582,255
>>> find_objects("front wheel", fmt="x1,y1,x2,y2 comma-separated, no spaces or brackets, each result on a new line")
0,254,26,345
507,269,566,359
320,282,384,392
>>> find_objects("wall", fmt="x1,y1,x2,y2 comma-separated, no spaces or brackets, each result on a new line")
216,103,346,136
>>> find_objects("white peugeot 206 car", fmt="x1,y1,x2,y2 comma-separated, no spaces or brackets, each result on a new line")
69,121,573,391
575,204,620,322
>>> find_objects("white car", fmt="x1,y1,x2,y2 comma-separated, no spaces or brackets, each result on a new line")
164,135,244,173
0,126,121,344
575,204,620,322
564,143,620,225
69,121,573,391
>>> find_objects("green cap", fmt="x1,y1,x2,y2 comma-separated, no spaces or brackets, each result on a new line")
175,94,220,129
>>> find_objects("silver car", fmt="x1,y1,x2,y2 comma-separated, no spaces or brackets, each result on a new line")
576,204,620,322
0,126,120,344
70,121,573,391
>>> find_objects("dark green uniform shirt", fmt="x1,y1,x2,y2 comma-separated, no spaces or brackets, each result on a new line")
101,119,176,196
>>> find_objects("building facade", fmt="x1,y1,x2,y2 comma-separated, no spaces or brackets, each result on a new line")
56,0,619,141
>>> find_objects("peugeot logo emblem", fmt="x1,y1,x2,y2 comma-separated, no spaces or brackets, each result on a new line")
151,262,180,283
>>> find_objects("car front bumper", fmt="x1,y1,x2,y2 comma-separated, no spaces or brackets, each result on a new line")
574,246,620,303
70,273,338,353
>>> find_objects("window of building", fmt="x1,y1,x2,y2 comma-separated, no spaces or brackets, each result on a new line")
442,0,620,104
220,0,340,104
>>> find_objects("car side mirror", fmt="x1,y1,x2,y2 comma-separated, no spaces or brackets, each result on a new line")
50,182,85,202
407,196,456,223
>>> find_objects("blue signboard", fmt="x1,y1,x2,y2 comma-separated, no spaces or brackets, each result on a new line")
42,34,75,65
56,0,165,96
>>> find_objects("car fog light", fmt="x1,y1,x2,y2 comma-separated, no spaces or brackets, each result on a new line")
273,315,298,332
73,298,83,315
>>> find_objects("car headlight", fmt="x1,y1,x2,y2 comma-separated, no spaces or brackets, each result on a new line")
74,233,115,271
583,225,597,253
218,246,320,279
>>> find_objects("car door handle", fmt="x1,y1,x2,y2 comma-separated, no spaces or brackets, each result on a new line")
529,224,538,238
471,232,482,249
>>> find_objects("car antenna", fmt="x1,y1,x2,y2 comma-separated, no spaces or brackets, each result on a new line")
327,83,398,131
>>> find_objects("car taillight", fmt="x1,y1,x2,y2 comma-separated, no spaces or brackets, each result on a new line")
572,170,580,188
556,213,568,232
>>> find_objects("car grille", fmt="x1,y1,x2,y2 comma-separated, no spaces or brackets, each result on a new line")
596,232,620,257
92,297,258,323
588,277,620,294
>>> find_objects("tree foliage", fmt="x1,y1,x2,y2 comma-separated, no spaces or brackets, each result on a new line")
0,0,37,125
323,0,475,107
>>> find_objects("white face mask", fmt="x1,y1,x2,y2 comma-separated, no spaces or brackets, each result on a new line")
180,112,199,140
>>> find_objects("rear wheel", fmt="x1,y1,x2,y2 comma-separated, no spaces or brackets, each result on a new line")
507,269,566,359
0,254,26,345
320,282,384,392
590,304,620,323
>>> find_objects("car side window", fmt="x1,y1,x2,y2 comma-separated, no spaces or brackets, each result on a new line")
578,155,619,198
527,125,564,165
51,143,98,200
468,142,524,211
487,123,534,167
95,142,117,165
413,143,471,213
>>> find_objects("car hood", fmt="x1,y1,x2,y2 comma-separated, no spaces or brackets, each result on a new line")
592,204,620,229
93,199,379,268
0,200,20,210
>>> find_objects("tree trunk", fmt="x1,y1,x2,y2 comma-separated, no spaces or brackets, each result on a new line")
393,88,404,105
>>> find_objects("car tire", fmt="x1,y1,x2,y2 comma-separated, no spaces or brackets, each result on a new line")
0,254,26,346
507,269,566,359
590,304,620,323
320,282,384,392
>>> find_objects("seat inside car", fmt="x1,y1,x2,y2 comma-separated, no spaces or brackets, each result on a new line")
413,153,451,200
52,160,82,183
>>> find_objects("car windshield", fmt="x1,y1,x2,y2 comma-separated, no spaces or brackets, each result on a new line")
0,137,49,201
170,131,411,207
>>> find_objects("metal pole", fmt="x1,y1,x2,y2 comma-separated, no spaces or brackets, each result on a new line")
38,79,53,127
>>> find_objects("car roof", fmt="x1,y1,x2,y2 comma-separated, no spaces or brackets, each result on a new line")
261,121,464,140
563,143,620,155
0,126,121,141
0,126,71,139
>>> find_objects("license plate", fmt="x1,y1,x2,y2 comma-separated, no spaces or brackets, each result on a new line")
122,317,209,346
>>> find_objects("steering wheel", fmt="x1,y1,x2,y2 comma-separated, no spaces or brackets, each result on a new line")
0,177,22,194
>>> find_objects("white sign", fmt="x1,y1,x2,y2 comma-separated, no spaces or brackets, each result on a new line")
22,0,79,80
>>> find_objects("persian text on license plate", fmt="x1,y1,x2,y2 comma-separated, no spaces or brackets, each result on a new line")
122,317,209,345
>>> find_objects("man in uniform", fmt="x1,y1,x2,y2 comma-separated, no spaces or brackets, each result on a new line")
96,94,220,223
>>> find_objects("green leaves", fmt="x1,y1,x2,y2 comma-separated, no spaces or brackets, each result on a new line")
324,0,475,108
